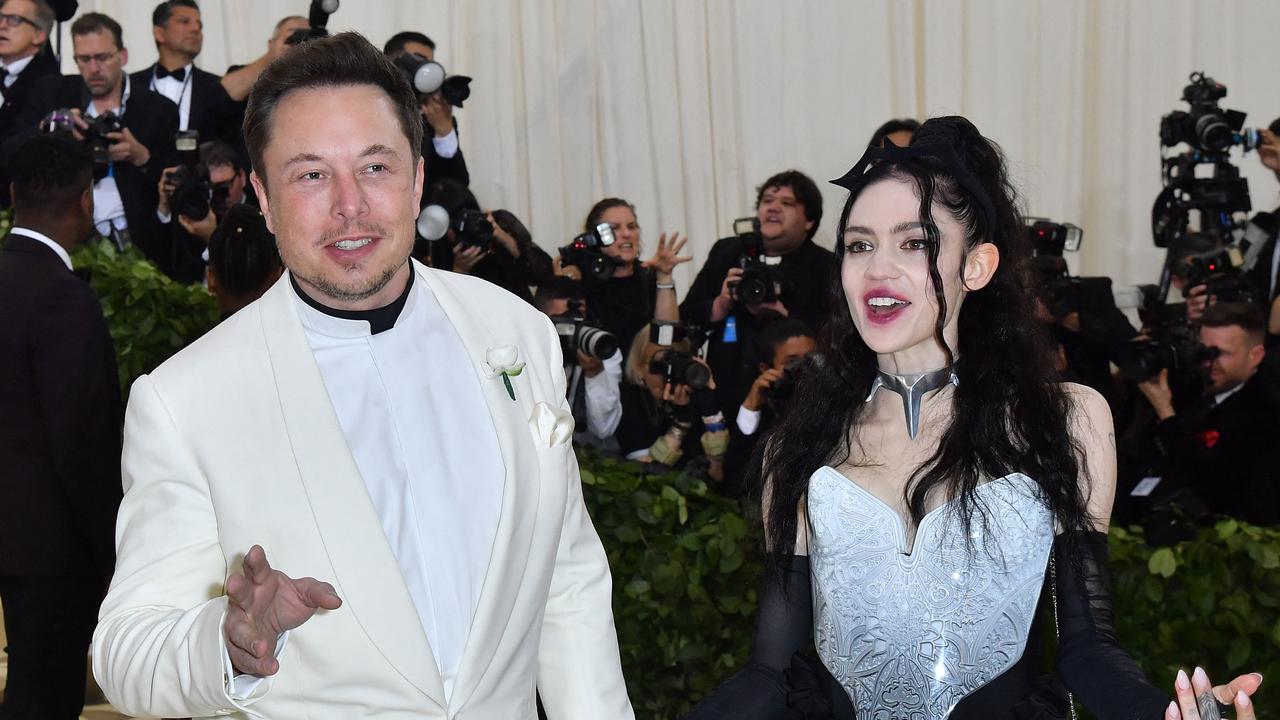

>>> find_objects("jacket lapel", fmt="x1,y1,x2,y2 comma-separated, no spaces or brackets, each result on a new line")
417,264,540,711
256,275,448,710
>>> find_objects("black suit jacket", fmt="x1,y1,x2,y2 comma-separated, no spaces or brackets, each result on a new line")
422,114,470,187
130,64,239,150
18,75,181,274
1155,371,1280,525
0,232,121,579
0,50,61,207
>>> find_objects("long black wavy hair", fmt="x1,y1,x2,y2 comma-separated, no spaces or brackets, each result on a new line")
760,116,1091,561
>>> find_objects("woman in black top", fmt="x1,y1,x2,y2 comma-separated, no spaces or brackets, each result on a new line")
568,197,690,348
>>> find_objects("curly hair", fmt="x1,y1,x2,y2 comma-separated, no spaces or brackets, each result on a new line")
759,116,1090,568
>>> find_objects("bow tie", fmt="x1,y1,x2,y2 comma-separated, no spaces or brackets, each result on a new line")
155,65,187,82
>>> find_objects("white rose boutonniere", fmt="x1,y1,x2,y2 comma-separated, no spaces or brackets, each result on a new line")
484,345,525,401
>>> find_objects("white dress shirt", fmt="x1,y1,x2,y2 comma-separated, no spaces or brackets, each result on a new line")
149,63,194,130
432,129,459,159
87,76,131,236
0,52,35,105
567,349,622,441
290,274,505,702
8,227,72,270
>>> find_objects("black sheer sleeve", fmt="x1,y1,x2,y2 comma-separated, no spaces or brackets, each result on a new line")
682,556,813,720
1054,530,1170,720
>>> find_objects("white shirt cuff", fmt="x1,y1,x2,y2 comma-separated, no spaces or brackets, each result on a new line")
432,128,459,159
223,629,289,700
736,405,761,436
157,208,172,224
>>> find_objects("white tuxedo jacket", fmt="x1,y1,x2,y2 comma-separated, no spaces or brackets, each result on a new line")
93,263,635,720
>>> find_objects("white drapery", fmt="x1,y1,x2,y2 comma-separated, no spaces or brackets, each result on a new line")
59,0,1280,287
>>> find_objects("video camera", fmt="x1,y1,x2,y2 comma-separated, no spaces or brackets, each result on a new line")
732,217,785,306
557,222,617,281
39,108,122,180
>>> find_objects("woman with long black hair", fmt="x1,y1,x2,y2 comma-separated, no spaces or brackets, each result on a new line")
686,116,1261,720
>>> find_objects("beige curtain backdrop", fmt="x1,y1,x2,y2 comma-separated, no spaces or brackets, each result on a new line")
58,0,1280,287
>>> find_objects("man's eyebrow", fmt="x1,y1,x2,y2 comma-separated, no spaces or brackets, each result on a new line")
283,152,324,168
282,145,399,169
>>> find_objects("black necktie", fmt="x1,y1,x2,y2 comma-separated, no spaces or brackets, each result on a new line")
155,65,186,82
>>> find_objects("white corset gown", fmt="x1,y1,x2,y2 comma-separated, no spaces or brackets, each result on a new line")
806,466,1055,720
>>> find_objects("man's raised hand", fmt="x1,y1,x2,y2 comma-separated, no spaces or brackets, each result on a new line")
224,545,341,677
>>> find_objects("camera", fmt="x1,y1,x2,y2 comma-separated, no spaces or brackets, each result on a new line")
1159,72,1259,154
392,52,473,109
1026,217,1084,317
1178,245,1254,305
550,303,618,363
287,0,336,45
558,222,617,281
168,164,213,222
451,209,494,250
648,349,711,390
1152,72,1255,252
733,217,784,306
1116,327,1220,383
40,108,122,179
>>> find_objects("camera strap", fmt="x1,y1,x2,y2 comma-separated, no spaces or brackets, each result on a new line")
865,365,958,440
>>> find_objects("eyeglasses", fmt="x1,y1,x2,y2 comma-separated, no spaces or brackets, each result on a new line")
73,51,119,66
0,12,41,30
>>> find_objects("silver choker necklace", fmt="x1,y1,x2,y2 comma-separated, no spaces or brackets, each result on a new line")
866,366,959,439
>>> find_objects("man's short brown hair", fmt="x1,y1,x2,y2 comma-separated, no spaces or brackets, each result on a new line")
1202,302,1266,346
242,31,423,191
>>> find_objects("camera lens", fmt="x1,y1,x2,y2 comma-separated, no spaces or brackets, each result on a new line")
576,326,618,360
683,362,711,390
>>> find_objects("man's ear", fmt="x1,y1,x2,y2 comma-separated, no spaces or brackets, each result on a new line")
962,242,1000,291
250,171,274,234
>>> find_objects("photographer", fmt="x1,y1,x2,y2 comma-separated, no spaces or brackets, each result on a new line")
680,170,832,419
220,15,309,103
384,31,469,187
533,277,622,446
1136,302,1280,525
18,12,178,268
420,178,552,303
616,323,728,482
563,197,689,349
206,203,281,320
722,318,815,497
156,139,253,283
131,1,238,148
1248,118,1280,337
0,0,60,208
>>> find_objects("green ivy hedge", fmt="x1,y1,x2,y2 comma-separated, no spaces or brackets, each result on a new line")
71,239,219,399
581,451,1280,718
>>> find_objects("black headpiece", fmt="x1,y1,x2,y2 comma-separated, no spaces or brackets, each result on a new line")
830,131,997,233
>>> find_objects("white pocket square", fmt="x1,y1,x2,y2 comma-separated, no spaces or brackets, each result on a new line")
529,401,575,447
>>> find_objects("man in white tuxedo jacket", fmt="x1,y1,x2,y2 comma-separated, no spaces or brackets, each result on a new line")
92,32,635,720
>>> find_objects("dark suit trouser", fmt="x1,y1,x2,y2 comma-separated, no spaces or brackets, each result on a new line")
0,575,102,720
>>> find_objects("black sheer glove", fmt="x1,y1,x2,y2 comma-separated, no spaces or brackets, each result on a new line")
683,556,813,720
1054,530,1170,719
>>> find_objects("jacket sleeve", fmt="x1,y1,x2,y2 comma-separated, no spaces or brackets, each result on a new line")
682,556,856,720
92,375,274,718
680,238,736,328
535,318,636,719
31,281,122,581
1054,530,1170,720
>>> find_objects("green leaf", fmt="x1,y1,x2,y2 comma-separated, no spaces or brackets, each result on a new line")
1217,519,1240,539
580,469,596,486
1227,637,1252,669
1149,547,1178,578
615,525,640,544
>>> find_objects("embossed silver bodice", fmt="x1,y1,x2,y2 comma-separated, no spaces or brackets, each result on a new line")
806,466,1054,720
